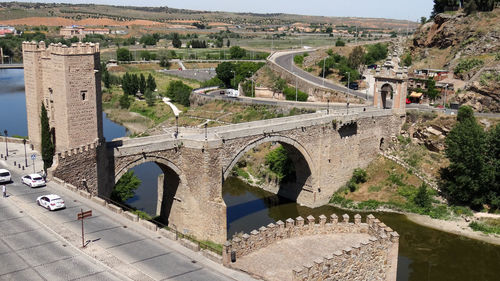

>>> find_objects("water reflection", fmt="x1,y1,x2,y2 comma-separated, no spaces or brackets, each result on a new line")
223,177,500,281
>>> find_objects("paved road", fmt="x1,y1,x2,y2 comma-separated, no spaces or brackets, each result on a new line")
271,51,369,101
0,152,248,281
0,180,123,280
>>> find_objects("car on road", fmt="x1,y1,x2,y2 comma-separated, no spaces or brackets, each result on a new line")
21,174,46,187
36,194,65,211
347,82,359,90
0,169,11,183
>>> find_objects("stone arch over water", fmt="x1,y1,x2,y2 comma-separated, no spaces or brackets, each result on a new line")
114,155,187,225
223,135,315,202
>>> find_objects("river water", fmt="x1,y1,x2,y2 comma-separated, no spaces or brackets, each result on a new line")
1,69,499,281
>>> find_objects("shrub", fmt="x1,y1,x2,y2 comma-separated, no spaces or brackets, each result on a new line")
347,180,358,192
454,58,484,75
335,39,345,47
283,86,308,101
352,168,368,184
413,183,432,209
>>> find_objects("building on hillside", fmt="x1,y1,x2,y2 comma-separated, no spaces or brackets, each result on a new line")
22,41,103,151
60,26,110,38
0,25,16,37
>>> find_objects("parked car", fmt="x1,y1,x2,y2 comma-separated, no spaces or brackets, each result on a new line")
21,174,46,187
36,194,65,211
0,169,11,183
347,82,359,90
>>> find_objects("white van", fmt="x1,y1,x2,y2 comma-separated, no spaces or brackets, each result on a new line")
0,169,11,183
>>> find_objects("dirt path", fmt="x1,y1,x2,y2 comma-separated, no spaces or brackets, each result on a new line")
405,213,500,246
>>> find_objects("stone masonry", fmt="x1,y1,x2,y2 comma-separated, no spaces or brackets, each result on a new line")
22,41,103,151
223,214,399,281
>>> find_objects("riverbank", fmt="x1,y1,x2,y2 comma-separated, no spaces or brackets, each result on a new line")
406,213,500,246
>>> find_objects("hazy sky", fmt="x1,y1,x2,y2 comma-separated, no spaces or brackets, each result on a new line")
16,0,434,20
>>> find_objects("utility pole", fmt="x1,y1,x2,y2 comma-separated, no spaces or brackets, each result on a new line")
355,25,358,44
295,74,298,102
346,72,350,115
322,57,326,86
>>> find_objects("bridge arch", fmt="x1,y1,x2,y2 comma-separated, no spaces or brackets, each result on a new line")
114,155,187,224
224,135,315,202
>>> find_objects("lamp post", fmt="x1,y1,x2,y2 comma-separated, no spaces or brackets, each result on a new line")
204,123,208,140
322,57,326,86
175,115,179,139
295,73,298,102
3,129,7,157
346,72,350,115
443,84,448,109
23,138,28,167
248,71,254,98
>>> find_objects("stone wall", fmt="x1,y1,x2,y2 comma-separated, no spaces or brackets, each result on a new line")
223,214,399,281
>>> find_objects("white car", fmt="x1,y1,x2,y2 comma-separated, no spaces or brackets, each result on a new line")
21,174,46,188
36,194,65,211
0,169,11,183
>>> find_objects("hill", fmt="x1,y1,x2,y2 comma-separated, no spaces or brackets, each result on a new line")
0,2,416,30
409,9,499,112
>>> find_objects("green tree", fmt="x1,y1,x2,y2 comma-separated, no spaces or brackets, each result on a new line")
325,26,333,33
487,123,500,209
215,62,235,87
414,183,432,209
426,79,440,100
172,33,182,48
265,145,295,182
40,103,54,171
272,77,287,93
146,74,156,92
335,39,345,47
139,74,146,95
227,39,231,47
159,56,170,68
229,46,246,59
420,16,427,25
403,53,413,67
144,89,155,107
111,171,141,203
348,46,365,69
116,48,133,61
440,106,494,209
119,94,131,109
165,80,193,107
131,74,139,96
102,70,111,89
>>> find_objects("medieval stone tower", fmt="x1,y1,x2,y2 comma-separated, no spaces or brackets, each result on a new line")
22,41,103,152
372,54,408,114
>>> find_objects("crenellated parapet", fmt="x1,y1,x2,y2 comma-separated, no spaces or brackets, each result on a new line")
22,41,100,55
223,214,399,281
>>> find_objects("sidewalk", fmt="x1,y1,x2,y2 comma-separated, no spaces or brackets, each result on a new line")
1,141,256,281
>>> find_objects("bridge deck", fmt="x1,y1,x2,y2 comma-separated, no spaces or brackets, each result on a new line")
231,233,372,281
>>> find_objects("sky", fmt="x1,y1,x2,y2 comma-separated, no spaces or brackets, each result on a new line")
15,0,434,21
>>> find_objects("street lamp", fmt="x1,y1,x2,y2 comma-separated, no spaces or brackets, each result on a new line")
346,72,350,115
322,57,326,86
204,123,208,140
443,84,448,109
3,129,7,157
23,138,28,167
175,115,179,139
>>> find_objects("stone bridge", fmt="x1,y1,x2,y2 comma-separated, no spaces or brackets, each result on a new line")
51,107,403,243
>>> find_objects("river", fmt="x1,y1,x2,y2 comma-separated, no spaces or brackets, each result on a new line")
1,68,499,281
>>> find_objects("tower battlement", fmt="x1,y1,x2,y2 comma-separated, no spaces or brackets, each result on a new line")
22,41,100,55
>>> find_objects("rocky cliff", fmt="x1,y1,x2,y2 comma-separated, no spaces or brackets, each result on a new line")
410,9,500,112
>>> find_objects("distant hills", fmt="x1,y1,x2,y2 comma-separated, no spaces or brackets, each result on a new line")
0,2,417,30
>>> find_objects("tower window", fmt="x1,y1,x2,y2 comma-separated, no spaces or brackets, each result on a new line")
81,91,87,101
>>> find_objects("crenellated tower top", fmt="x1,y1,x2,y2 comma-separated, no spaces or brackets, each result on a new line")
22,41,100,55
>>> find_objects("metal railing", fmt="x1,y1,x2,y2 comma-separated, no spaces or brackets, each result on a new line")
99,195,222,255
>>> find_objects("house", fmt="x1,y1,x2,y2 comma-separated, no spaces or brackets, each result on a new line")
0,25,16,37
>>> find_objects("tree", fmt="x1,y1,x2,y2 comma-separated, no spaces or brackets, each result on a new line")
172,33,182,48
414,183,432,209
335,39,345,47
102,71,111,89
121,72,131,95
420,16,427,25
348,46,365,69
159,56,170,68
146,74,156,92
272,77,287,93
215,61,235,87
165,80,192,107
40,103,54,171
426,79,440,100
229,46,246,59
119,94,131,109
440,106,496,209
144,89,155,107
116,48,133,61
403,53,412,67
111,171,141,203
226,39,231,47
265,145,295,182
139,74,146,95
131,74,139,96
